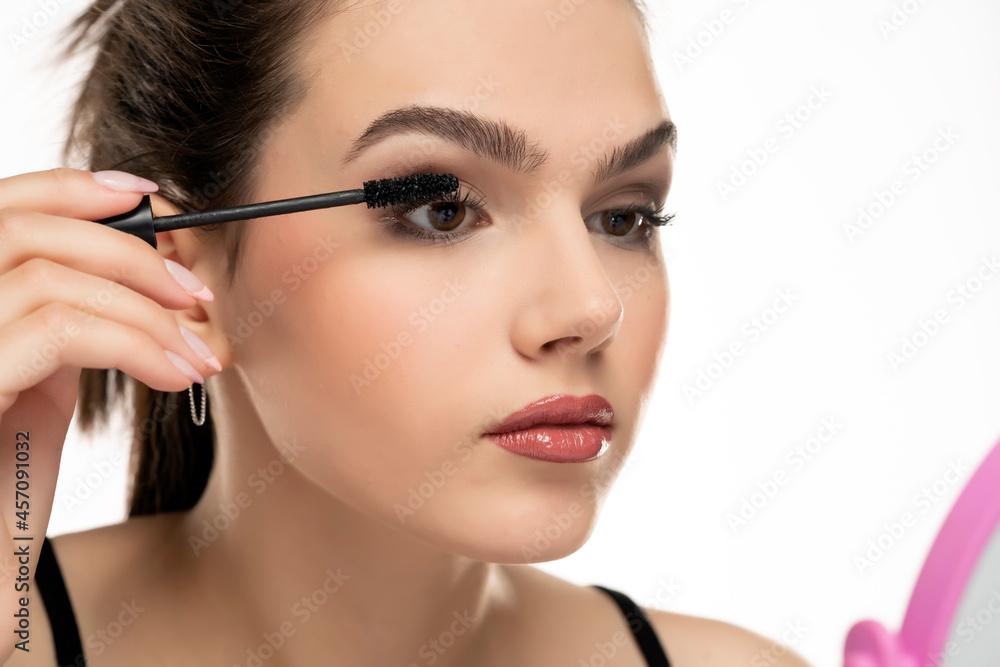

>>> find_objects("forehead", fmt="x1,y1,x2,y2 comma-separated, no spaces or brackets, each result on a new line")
293,0,667,156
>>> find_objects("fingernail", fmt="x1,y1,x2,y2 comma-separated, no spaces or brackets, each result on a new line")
165,349,205,384
179,325,222,372
164,258,214,302
92,170,159,193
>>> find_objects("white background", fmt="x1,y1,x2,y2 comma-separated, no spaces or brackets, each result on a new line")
2,1,999,665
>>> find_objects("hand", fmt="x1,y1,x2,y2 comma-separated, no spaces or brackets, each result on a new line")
0,168,219,655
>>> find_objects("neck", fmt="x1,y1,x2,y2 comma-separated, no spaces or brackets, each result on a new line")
175,372,516,665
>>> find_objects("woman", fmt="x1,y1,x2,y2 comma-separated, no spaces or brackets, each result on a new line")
0,0,812,664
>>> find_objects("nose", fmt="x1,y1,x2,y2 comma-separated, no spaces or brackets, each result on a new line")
508,202,624,361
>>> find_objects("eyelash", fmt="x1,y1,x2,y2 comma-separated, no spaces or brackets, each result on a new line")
378,187,488,246
377,185,676,249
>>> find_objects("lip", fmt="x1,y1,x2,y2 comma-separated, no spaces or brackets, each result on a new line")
483,394,614,463
484,394,615,435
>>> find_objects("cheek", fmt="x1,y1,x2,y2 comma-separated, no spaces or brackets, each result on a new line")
593,246,670,399
232,227,490,514
618,253,670,390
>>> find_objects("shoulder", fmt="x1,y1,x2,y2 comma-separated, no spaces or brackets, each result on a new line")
3,513,183,667
504,565,811,667
44,512,182,605
641,607,814,667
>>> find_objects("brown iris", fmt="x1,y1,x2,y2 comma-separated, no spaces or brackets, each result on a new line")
601,210,638,237
426,201,465,231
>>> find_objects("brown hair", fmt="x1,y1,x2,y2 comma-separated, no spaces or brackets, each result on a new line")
56,0,651,519
57,0,336,516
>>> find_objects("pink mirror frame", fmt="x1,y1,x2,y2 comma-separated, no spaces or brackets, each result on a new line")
843,434,1000,667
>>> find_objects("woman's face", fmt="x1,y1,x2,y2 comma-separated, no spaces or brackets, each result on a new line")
217,0,672,562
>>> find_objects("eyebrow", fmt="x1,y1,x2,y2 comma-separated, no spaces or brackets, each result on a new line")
342,104,676,183
593,119,676,183
343,105,547,173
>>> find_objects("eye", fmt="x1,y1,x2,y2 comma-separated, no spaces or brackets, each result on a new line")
378,186,489,245
400,198,484,233
584,204,675,248
375,178,674,249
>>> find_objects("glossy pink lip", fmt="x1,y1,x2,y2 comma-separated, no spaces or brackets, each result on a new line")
483,394,614,463
484,394,614,435
486,425,612,463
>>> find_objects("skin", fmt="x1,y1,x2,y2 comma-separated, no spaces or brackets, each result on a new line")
4,0,811,665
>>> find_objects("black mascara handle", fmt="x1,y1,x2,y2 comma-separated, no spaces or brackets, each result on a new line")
93,195,157,248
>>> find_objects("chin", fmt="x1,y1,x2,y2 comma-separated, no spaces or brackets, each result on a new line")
398,492,602,564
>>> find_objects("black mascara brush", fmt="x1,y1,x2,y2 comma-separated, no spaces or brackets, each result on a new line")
94,172,460,248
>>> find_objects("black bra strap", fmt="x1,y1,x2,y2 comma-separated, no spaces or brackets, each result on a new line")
592,585,672,667
36,538,87,666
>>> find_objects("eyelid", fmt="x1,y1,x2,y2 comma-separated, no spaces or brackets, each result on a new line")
386,179,489,220
586,182,668,212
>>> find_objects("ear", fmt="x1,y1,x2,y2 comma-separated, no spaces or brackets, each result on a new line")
147,192,234,375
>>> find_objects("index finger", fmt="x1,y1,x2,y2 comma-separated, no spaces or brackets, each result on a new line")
0,168,159,222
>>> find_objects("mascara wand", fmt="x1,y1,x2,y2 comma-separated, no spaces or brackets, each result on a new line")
94,172,460,249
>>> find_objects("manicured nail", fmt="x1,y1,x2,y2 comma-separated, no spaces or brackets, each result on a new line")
164,258,214,302
179,325,222,372
91,170,159,193
164,349,204,384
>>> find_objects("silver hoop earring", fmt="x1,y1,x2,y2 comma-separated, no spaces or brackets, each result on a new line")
189,382,207,426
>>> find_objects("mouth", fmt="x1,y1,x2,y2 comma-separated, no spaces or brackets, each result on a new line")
483,394,614,463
